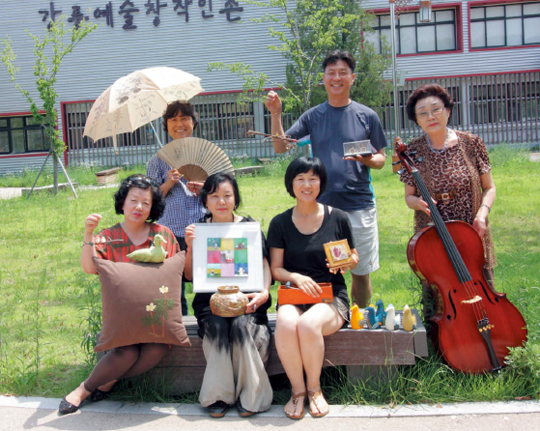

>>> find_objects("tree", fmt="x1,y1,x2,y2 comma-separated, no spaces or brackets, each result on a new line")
1,18,97,196
209,0,391,115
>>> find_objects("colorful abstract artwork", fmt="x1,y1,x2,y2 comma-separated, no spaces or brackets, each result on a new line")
207,237,248,278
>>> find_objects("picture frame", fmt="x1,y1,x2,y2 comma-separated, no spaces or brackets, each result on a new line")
192,222,264,293
343,139,374,157
323,239,354,269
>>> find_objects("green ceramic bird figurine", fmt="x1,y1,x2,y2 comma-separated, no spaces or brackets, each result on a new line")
366,306,381,329
402,305,417,332
375,299,387,326
127,234,168,263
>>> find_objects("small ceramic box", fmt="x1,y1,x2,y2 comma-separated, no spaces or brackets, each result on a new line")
323,239,354,269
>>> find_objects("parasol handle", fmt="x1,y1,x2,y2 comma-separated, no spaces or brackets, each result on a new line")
139,99,164,148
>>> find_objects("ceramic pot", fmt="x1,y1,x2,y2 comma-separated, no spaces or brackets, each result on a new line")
210,285,248,317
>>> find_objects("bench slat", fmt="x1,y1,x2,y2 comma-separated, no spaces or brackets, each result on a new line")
149,309,427,393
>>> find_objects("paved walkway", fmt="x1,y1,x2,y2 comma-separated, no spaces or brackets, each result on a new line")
0,187,23,199
0,183,118,200
1,396,540,431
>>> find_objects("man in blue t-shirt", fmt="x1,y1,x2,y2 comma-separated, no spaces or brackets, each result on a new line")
265,50,388,308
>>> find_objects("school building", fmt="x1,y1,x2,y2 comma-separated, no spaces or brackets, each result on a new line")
0,0,539,174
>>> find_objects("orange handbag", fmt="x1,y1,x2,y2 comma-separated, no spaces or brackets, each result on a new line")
277,282,333,305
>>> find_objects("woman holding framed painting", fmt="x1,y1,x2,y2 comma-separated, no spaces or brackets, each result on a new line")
183,172,273,418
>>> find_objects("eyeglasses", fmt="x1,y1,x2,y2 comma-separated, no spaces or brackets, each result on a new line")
416,106,446,121
127,176,157,187
324,70,352,78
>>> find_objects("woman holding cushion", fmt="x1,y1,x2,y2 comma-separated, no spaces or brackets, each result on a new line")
267,157,359,419
59,175,180,415
184,172,273,418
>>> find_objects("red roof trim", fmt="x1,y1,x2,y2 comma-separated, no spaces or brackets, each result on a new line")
404,68,540,81
0,152,49,159
0,111,47,117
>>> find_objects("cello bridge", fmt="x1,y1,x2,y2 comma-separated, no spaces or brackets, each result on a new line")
461,295,482,304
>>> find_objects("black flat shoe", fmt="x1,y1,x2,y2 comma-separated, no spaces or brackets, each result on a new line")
236,400,256,417
207,400,229,418
58,398,80,415
90,389,111,402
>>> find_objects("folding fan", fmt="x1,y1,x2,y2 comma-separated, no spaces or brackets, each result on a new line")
157,137,234,182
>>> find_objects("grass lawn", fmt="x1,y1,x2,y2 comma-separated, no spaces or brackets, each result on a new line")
0,147,539,404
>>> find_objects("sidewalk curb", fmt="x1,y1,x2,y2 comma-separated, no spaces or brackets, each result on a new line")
1,396,539,418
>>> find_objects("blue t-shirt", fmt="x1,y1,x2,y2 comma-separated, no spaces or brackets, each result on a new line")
286,101,388,211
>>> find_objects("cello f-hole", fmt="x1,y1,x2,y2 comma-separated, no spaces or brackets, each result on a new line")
448,291,457,319
480,282,497,305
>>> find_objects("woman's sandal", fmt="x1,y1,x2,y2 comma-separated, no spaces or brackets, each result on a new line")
307,389,329,418
284,392,306,420
90,389,111,402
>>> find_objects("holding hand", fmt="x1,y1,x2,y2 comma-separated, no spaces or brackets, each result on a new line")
187,181,203,196
245,290,269,314
343,154,373,163
290,274,322,298
85,214,102,234
265,91,282,115
327,251,359,275
408,195,437,217
166,169,181,186
473,206,490,238
184,224,196,249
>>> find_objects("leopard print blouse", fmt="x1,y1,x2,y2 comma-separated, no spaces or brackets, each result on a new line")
399,131,496,269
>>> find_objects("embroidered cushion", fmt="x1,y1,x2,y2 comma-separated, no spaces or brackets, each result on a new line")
93,252,190,352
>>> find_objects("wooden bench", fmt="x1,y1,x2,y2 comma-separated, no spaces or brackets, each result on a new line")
95,167,122,186
234,166,262,176
146,309,428,394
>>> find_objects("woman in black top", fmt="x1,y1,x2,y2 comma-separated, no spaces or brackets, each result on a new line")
267,157,359,419
184,172,273,418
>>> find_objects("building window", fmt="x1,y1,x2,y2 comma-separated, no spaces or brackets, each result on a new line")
470,2,540,49
0,115,50,154
366,9,458,54
195,100,255,142
470,79,540,124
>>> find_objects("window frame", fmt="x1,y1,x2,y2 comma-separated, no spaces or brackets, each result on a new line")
368,3,463,57
0,113,50,155
469,0,540,51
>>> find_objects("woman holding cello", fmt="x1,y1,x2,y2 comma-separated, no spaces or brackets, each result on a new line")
401,84,497,276
397,84,526,374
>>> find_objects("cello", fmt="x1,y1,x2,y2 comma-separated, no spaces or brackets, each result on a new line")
394,138,527,374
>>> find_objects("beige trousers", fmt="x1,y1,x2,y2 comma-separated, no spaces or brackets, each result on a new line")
199,313,273,413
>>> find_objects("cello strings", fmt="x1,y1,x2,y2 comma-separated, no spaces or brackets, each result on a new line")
412,170,484,322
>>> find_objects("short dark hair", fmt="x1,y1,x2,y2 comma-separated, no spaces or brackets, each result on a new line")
200,172,241,211
162,101,199,133
114,174,165,222
406,84,454,125
284,157,327,198
322,50,356,73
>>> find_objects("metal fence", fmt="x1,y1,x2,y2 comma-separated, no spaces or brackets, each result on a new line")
63,92,300,167
63,71,540,167
380,71,540,144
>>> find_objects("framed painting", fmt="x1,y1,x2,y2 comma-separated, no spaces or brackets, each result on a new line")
192,222,264,293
